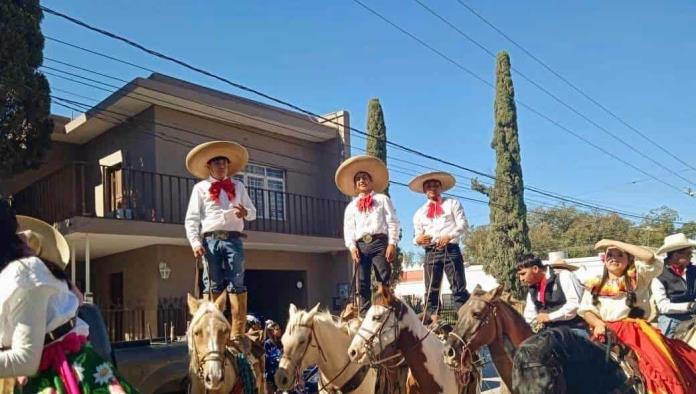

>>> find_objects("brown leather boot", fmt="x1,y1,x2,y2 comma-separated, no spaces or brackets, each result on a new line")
228,292,250,352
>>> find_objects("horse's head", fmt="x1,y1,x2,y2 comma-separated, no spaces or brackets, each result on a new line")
187,292,235,391
443,286,503,369
348,284,403,363
274,303,320,391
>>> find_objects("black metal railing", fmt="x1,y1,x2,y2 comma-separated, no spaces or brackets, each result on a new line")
12,162,347,238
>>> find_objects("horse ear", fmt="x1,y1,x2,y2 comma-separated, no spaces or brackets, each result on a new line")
488,286,504,300
214,291,228,312
307,303,321,320
289,303,298,316
187,293,200,315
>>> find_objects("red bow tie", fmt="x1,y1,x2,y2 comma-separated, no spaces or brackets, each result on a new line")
537,276,548,305
357,194,374,213
426,198,444,219
209,178,235,203
671,264,686,277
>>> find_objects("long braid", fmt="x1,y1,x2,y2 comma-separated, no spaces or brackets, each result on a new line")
591,268,610,306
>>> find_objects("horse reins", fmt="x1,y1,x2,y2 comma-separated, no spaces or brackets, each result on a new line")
447,298,499,383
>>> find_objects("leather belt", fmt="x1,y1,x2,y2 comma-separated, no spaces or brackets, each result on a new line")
45,317,76,345
357,233,387,244
203,230,247,240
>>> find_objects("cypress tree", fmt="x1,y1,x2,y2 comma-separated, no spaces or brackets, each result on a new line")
472,52,531,299
365,98,388,195
0,0,53,177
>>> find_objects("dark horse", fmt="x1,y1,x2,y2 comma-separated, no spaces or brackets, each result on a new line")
512,327,642,394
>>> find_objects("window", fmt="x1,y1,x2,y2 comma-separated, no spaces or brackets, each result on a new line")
234,164,286,220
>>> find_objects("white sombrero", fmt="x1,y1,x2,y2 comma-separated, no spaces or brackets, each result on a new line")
16,216,70,269
408,171,456,193
334,155,389,196
656,233,696,255
185,141,249,180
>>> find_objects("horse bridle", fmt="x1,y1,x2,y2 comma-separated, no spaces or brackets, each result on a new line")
447,298,498,383
189,311,231,384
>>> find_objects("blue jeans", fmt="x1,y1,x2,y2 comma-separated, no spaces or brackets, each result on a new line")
657,314,689,338
202,236,246,294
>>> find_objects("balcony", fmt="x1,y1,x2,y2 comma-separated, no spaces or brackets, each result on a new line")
12,162,347,239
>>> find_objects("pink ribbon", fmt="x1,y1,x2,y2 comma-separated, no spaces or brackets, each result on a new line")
39,333,87,394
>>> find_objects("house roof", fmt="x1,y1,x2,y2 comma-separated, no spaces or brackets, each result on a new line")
59,73,344,144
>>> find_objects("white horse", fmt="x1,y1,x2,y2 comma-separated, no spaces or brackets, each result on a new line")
274,303,377,393
348,285,479,394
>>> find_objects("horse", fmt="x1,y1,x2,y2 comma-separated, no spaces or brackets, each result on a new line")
348,285,480,394
274,303,378,393
675,316,696,349
511,327,641,394
187,292,258,394
443,286,532,391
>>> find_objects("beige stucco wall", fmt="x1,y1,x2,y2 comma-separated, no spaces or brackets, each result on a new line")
1,140,81,195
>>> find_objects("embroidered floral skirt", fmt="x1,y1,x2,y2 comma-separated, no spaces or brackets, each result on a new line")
15,344,138,394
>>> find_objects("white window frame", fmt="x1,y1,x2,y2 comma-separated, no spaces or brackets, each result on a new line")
234,164,286,220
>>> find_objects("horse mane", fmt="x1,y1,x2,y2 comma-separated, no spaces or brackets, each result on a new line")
286,307,355,337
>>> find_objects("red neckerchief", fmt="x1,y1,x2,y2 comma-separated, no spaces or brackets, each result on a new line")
209,178,235,203
357,193,374,213
426,197,444,219
671,264,686,278
537,275,548,305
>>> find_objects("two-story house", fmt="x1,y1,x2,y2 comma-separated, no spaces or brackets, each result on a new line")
2,73,352,340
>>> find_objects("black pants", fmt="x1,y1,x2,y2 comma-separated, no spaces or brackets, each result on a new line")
423,244,469,315
356,238,391,315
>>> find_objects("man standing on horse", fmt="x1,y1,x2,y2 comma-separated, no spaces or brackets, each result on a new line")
410,171,470,324
337,155,400,316
185,140,256,350
517,254,587,336
652,233,696,338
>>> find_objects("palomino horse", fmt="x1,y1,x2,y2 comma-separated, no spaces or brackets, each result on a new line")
348,285,480,394
676,316,696,349
443,286,532,392
274,303,378,393
187,292,259,394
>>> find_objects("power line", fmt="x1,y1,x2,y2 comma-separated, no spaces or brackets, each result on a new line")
37,18,692,222
411,0,696,187
452,0,696,174
42,57,660,218
348,0,692,196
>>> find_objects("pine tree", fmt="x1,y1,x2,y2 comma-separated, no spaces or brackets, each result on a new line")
365,98,388,195
472,52,531,299
0,0,53,177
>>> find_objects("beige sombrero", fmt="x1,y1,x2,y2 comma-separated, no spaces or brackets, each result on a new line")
408,171,456,193
17,216,70,269
656,233,696,255
594,239,655,263
547,258,579,272
334,155,389,196
186,141,249,180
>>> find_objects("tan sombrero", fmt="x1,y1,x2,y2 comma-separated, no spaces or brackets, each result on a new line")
16,216,70,269
656,233,696,255
186,141,249,180
408,171,456,193
334,155,389,196
547,258,579,272
594,239,655,263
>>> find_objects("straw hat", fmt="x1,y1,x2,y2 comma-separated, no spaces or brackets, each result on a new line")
185,141,249,179
408,171,456,193
547,258,579,272
656,233,696,255
334,155,389,196
594,239,655,263
16,216,70,269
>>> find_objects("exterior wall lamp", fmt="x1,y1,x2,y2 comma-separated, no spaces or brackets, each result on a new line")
159,261,172,280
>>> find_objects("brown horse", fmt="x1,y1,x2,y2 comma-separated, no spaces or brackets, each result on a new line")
443,286,533,392
349,285,480,394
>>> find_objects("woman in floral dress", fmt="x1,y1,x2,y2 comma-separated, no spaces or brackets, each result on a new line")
0,200,137,393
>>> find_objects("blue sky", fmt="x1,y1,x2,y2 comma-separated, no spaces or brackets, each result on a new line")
41,1,696,252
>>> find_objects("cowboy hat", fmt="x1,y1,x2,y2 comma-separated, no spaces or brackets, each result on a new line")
656,233,696,255
547,258,579,272
594,239,655,263
16,216,70,269
408,171,456,193
185,141,249,180
334,155,389,196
